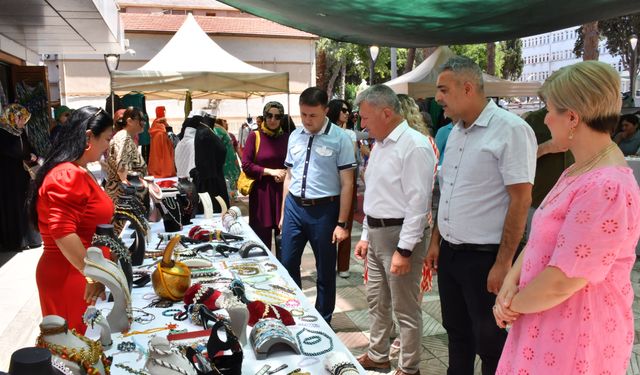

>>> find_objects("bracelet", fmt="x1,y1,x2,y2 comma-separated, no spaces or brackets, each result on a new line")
290,308,304,317
299,315,318,322
121,323,178,338
162,309,182,317
117,341,136,352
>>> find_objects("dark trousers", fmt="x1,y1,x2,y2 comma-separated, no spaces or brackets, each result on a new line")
438,240,507,375
253,225,280,256
281,194,339,322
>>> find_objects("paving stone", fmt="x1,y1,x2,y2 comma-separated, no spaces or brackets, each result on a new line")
345,309,372,332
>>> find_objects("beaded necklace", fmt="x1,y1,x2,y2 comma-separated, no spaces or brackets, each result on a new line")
160,196,182,227
36,328,111,374
91,234,131,263
294,328,333,357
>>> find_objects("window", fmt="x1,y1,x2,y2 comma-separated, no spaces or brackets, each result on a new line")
206,12,216,16
171,9,186,15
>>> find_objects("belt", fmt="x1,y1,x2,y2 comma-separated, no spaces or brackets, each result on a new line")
366,215,404,228
442,239,499,253
290,194,339,207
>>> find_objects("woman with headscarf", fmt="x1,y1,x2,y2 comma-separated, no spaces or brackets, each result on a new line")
0,104,35,252
241,101,290,253
105,107,147,202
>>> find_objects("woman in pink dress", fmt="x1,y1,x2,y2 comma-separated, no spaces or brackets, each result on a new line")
493,61,640,375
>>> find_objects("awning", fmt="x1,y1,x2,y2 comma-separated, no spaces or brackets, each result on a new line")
219,0,640,47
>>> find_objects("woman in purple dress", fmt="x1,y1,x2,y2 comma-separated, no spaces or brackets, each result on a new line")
241,102,289,254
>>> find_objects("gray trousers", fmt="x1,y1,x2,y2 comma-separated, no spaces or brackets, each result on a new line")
366,225,429,373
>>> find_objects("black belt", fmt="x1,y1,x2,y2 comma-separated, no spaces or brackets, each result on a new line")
442,239,499,253
290,194,339,207
366,215,404,228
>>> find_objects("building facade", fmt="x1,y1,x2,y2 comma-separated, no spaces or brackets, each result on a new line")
520,26,636,99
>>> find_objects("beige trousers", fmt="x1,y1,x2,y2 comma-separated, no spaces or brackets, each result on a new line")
366,225,429,374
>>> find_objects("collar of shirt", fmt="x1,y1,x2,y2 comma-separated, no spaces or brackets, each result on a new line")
455,100,498,130
380,120,409,146
301,117,331,135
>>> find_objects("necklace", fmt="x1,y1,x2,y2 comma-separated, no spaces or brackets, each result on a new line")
84,258,133,323
539,142,617,209
114,210,148,236
36,329,110,374
92,234,131,263
295,328,333,357
160,197,182,226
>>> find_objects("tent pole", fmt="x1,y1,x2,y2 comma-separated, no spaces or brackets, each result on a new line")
245,97,249,118
110,71,114,118
287,92,291,115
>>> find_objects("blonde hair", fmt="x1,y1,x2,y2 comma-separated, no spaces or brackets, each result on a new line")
538,61,621,133
397,94,431,136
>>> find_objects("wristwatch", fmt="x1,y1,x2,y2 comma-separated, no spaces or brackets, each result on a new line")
336,222,347,229
396,247,412,257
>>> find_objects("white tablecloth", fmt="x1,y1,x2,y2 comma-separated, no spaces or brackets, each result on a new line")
94,215,365,375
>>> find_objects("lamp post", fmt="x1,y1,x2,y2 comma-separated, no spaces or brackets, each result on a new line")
369,45,379,85
103,54,120,117
631,35,638,107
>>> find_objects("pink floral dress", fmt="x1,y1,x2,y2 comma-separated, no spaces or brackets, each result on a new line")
497,167,640,375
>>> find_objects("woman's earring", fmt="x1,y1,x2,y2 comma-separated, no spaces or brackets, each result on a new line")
568,126,575,140
85,143,92,151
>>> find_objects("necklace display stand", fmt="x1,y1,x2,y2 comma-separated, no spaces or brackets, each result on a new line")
145,336,197,375
92,224,133,290
198,193,214,219
83,247,132,333
36,315,107,375
227,305,249,346
83,306,112,348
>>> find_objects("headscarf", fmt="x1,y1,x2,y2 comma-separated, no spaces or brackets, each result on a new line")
54,105,71,121
261,101,285,137
0,103,30,136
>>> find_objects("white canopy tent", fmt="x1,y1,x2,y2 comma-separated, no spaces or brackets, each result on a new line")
110,14,289,100
385,46,541,98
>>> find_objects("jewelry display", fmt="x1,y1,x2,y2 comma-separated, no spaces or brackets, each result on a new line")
323,352,359,375
151,235,192,301
289,308,304,317
132,308,155,324
247,301,295,326
205,313,243,375
115,363,150,375
176,176,199,223
299,315,318,322
84,247,133,333
162,309,182,317
198,193,214,219
160,195,183,232
117,341,136,352
264,263,278,272
181,257,213,269
183,283,222,312
250,290,292,305
295,328,334,357
83,306,112,348
92,224,134,289
250,318,300,359
145,336,197,375
284,299,301,309
52,357,74,375
239,241,269,258
121,323,178,338
36,315,110,375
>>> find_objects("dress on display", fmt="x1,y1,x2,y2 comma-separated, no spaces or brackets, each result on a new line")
241,129,289,246
148,118,176,178
36,162,114,331
213,126,241,195
192,123,229,211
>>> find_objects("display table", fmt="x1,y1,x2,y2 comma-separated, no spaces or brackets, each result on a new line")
93,214,364,375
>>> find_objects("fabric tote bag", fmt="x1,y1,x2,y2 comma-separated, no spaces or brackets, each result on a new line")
237,131,260,196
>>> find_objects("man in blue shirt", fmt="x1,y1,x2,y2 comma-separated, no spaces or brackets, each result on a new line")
279,87,356,323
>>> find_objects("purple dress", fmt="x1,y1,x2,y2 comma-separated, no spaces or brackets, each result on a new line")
241,130,289,246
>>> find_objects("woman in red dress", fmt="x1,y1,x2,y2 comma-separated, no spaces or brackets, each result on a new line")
28,106,114,331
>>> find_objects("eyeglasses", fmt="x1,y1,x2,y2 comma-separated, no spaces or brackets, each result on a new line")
341,108,350,114
266,113,283,120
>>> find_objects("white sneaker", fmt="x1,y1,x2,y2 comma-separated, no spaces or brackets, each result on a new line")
338,271,350,278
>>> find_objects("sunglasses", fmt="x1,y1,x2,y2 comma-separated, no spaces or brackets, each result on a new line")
266,113,283,120
341,108,350,114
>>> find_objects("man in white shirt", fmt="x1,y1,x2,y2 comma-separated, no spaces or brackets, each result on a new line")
425,56,536,375
354,84,437,375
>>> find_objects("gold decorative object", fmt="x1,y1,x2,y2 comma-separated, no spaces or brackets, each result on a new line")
152,235,191,301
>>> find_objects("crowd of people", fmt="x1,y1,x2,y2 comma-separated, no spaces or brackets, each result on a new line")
0,54,638,375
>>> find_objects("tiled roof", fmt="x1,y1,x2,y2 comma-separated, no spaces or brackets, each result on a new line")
120,13,317,39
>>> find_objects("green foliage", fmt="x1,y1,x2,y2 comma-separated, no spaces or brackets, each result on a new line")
448,43,507,78
500,39,524,80
574,13,640,69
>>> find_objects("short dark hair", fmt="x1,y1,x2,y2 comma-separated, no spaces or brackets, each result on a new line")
620,114,639,127
115,106,144,131
299,87,328,107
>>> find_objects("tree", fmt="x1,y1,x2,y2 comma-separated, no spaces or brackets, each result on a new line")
500,39,524,80
486,42,496,76
449,43,505,78
404,48,416,74
574,13,640,97
581,22,600,61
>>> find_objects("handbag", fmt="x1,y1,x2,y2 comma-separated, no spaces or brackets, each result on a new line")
237,131,260,196
23,160,39,180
